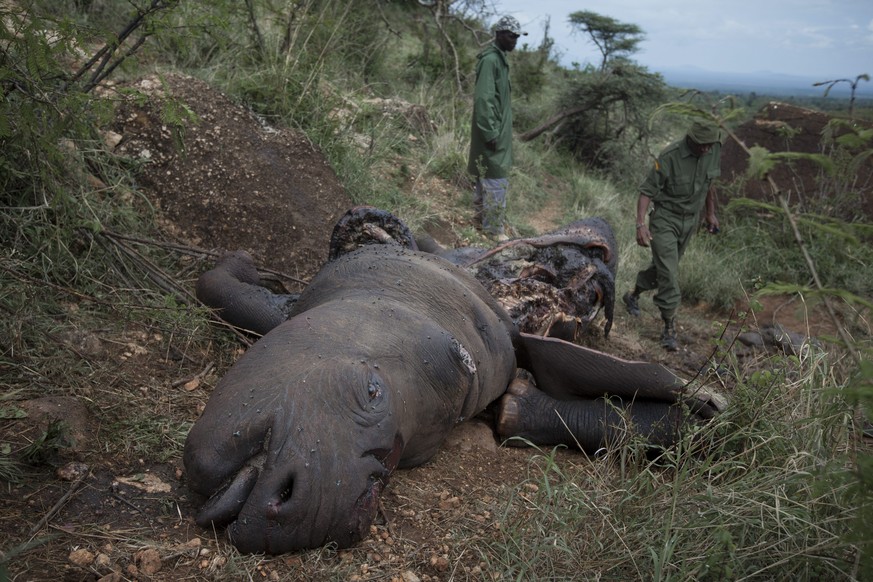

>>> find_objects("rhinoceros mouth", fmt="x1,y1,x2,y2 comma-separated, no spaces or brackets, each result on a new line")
357,433,404,503
321,433,404,548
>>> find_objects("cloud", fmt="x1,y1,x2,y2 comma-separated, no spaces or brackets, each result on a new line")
791,26,835,49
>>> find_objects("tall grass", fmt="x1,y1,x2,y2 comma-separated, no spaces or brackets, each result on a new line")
488,347,868,580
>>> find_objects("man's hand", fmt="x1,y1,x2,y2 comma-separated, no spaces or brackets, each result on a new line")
636,223,652,247
635,194,652,246
485,139,497,152
705,214,720,234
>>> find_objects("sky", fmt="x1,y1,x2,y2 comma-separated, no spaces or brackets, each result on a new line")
493,0,873,80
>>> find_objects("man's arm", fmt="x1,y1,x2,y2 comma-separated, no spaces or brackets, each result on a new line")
704,184,719,233
635,194,652,247
472,57,500,145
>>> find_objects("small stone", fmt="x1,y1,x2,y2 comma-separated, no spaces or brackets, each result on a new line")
135,548,162,575
68,548,95,567
430,555,449,572
438,496,460,510
102,130,123,149
179,538,201,551
57,462,89,481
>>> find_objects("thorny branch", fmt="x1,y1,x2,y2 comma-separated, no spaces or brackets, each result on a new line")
65,0,179,94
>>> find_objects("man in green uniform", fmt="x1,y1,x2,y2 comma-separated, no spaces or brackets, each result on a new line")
623,119,722,351
467,15,526,242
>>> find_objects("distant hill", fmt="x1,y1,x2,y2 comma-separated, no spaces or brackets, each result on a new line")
657,66,873,99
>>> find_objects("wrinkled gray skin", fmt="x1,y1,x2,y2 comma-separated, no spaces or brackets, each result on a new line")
185,245,517,553
186,212,724,555
195,250,298,335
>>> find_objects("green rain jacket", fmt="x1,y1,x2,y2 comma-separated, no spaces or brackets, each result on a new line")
467,44,513,179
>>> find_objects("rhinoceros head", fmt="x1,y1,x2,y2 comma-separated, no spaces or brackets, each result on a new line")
184,315,415,552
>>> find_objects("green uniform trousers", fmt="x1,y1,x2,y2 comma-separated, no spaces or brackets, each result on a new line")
634,207,698,321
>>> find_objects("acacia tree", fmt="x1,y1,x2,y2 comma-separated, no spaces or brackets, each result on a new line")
568,10,643,71
522,12,662,175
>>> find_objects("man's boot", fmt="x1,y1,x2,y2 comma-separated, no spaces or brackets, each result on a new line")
660,318,678,352
622,288,642,317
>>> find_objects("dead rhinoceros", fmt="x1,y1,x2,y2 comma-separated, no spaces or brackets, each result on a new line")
185,208,723,554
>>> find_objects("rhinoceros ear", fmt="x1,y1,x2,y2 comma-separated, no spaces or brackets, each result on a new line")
515,333,725,418
516,333,682,401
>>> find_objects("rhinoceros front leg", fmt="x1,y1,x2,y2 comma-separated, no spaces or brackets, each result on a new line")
516,333,726,415
195,250,298,336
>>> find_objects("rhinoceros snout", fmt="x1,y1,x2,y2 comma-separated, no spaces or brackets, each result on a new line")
211,434,404,554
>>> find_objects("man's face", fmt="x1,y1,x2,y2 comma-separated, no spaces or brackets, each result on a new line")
495,30,520,52
687,138,715,158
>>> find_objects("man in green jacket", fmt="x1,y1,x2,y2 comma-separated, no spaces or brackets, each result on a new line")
623,119,723,351
467,15,526,242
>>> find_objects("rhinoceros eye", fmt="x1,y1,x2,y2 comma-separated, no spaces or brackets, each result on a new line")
367,379,382,400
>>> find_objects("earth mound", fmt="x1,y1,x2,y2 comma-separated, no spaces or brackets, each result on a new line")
111,73,353,280
721,101,873,221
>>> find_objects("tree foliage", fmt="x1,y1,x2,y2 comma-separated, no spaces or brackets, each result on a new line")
515,11,663,177
568,10,644,71
555,58,666,171
0,0,180,208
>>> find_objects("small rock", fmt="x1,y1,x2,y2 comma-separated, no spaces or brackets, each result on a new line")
402,571,421,582
102,130,123,149
135,548,162,575
430,555,449,572
68,548,95,568
438,496,460,510
57,462,89,482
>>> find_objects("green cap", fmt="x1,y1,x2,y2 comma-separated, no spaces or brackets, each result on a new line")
687,120,721,144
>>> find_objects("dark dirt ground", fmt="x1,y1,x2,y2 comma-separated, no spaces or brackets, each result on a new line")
1,75,860,582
